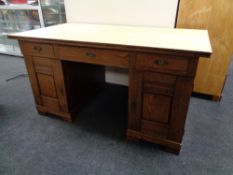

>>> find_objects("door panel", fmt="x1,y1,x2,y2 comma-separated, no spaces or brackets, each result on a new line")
37,73,57,98
142,93,171,124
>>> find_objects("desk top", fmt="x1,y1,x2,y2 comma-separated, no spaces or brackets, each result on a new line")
9,23,212,55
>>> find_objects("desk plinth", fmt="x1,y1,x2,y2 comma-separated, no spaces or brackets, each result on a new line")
9,23,211,154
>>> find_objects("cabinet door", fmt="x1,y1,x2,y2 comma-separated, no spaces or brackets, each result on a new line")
128,57,195,153
128,70,176,138
140,72,176,138
24,56,69,119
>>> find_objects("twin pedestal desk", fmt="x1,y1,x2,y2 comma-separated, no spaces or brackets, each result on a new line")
9,23,212,154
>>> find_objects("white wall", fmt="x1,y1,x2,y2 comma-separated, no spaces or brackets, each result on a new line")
64,0,179,85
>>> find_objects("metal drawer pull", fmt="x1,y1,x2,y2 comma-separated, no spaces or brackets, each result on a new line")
33,46,42,52
86,52,96,58
154,59,168,66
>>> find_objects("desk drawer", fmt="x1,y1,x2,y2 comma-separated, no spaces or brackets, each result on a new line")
22,42,54,57
136,53,189,75
56,45,129,68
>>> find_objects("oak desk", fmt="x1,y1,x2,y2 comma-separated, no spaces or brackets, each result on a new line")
9,23,212,154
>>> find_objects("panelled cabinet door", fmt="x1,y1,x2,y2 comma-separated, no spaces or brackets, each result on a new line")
141,72,176,139
24,56,69,118
128,68,194,153
128,69,176,138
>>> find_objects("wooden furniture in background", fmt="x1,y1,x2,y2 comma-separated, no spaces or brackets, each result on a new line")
176,0,233,100
9,23,211,154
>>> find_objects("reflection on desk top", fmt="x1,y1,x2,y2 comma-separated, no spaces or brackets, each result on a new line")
8,23,212,55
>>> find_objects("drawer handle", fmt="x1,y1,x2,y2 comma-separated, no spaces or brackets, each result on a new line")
154,59,168,66
86,52,96,58
33,46,42,52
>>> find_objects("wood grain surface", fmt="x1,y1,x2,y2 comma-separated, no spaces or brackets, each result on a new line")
176,0,233,98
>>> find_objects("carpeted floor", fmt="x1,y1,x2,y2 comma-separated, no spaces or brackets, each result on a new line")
0,54,233,175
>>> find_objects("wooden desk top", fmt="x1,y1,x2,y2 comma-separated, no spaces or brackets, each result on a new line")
9,23,212,55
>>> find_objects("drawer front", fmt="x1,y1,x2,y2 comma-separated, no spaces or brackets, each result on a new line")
22,42,54,57
55,45,129,68
136,53,189,75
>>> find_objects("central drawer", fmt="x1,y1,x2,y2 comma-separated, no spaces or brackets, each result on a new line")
55,45,129,68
